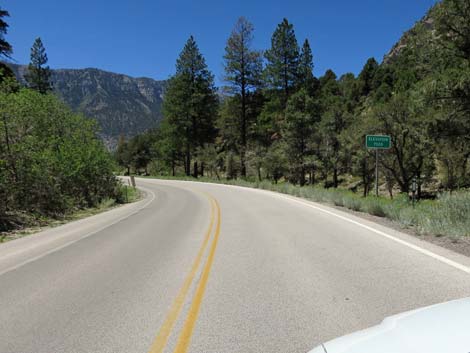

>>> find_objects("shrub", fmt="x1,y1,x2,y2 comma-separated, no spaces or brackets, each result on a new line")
360,198,387,217
0,88,119,224
343,196,362,212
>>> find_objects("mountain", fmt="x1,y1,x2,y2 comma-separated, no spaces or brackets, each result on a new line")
382,5,437,65
5,63,166,148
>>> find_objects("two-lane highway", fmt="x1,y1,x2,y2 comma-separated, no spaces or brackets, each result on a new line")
1,178,470,353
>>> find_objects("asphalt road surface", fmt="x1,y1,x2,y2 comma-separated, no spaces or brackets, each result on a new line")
1,178,470,353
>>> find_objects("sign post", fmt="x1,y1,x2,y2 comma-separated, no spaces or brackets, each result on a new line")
375,149,379,197
366,135,391,197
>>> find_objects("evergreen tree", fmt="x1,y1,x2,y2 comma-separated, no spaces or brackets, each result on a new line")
435,0,470,61
25,37,53,94
427,0,470,188
317,70,349,187
223,17,263,177
297,39,316,93
0,7,14,83
319,69,339,94
162,36,218,177
265,18,300,106
358,57,379,96
115,135,132,175
129,134,152,175
283,89,318,185
262,141,288,183
0,7,12,58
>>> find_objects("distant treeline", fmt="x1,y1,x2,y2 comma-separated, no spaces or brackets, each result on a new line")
117,0,469,197
0,8,123,232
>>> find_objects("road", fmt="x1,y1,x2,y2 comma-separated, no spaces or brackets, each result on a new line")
1,177,470,353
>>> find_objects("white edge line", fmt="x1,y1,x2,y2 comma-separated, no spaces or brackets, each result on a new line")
274,192,470,275
152,179,470,275
0,187,156,277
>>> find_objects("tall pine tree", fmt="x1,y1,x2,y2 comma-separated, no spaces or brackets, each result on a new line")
0,7,12,58
264,18,300,107
297,39,316,94
358,57,379,96
163,36,218,177
223,17,263,177
0,7,14,83
25,37,52,94
283,89,318,185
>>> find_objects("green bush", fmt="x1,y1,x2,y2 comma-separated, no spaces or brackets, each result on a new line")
361,198,387,217
115,184,141,204
343,195,362,211
0,87,120,230
414,192,470,237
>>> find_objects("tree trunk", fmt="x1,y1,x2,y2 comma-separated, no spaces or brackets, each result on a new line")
185,143,191,176
417,171,422,200
193,160,198,178
300,166,305,186
363,175,368,197
333,167,339,188
2,114,17,182
283,57,289,108
461,152,470,189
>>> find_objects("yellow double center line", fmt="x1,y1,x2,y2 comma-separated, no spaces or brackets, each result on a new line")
148,193,221,353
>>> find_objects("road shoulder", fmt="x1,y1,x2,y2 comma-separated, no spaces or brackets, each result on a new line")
0,185,153,276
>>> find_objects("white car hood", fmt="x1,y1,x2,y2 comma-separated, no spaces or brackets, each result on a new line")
315,297,470,353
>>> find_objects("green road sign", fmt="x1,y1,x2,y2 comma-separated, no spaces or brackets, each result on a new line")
366,135,391,149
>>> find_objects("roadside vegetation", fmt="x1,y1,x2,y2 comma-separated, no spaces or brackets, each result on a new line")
117,0,469,197
0,8,131,235
143,175,470,238
116,0,470,239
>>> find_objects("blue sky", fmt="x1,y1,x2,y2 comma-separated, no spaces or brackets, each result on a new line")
4,0,437,85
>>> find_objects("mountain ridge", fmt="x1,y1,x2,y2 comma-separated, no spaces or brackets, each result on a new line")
5,62,167,148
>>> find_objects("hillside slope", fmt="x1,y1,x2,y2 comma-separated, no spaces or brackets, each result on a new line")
6,63,166,148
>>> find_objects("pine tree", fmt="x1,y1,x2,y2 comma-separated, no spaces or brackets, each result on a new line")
265,18,300,106
223,17,263,177
358,57,379,96
162,36,218,177
317,69,346,188
115,135,132,175
25,38,52,94
0,7,12,58
283,89,318,185
0,7,14,83
297,39,315,93
435,0,470,61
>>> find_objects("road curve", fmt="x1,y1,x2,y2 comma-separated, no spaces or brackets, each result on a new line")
1,177,470,353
